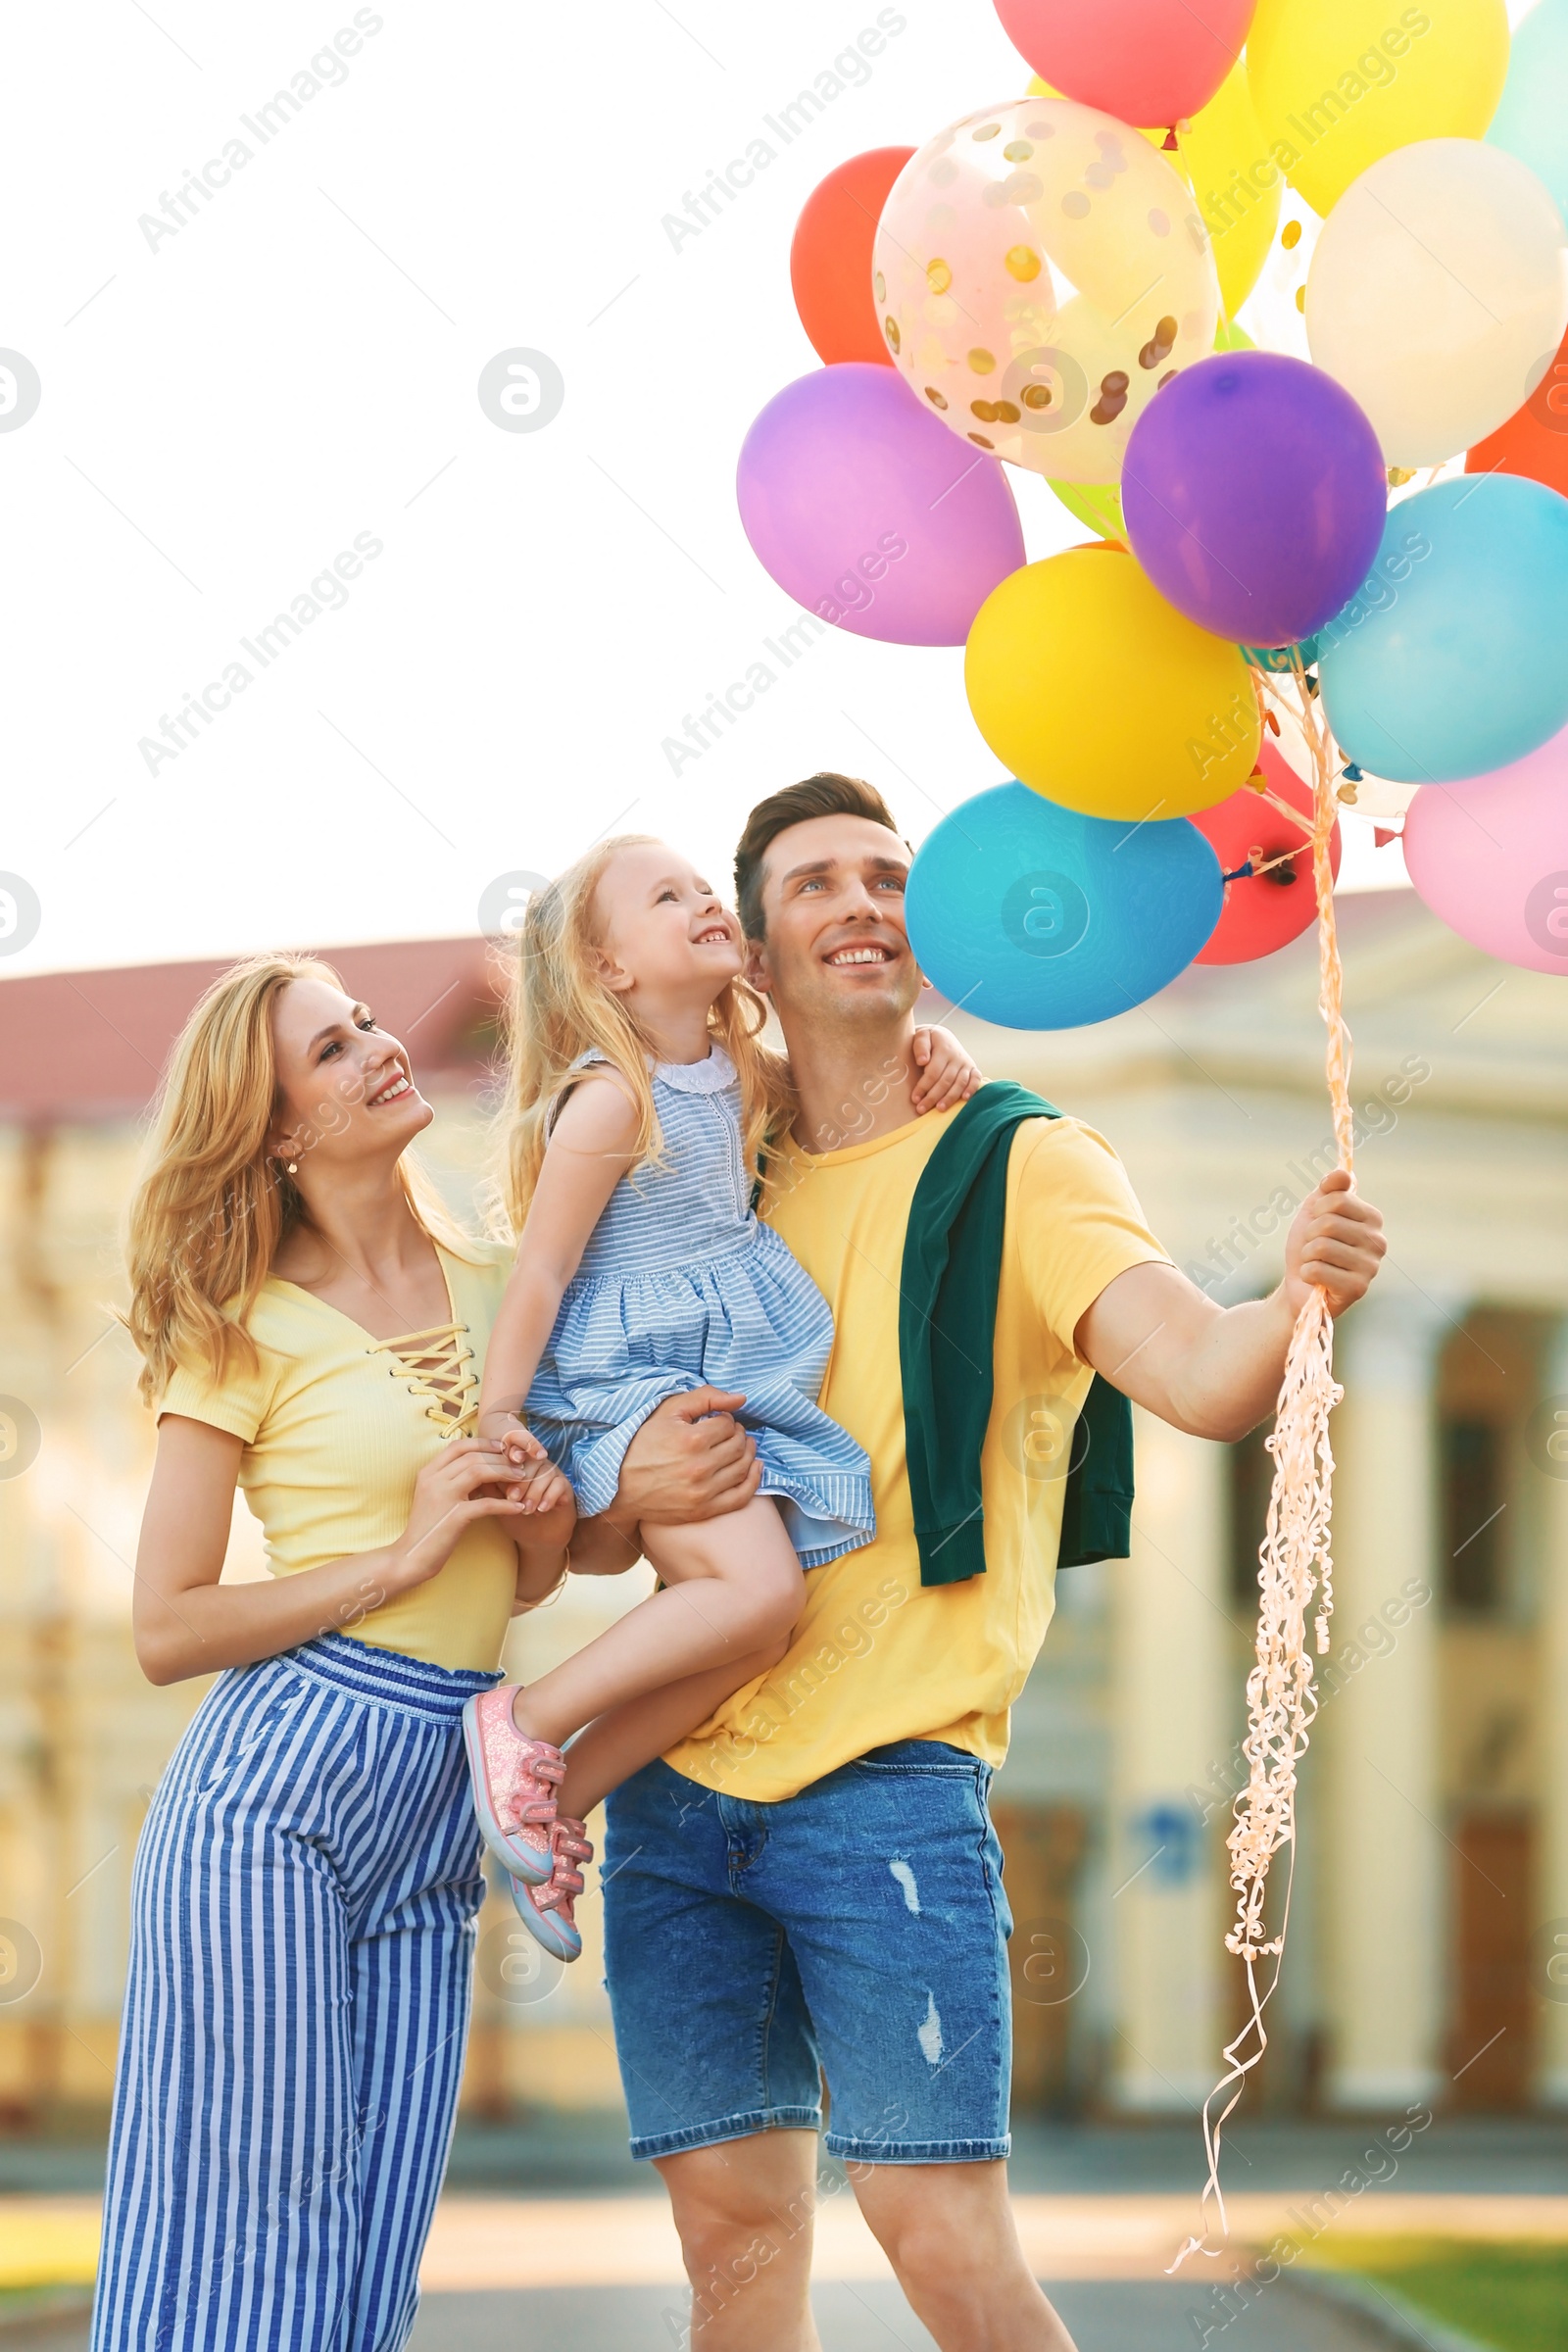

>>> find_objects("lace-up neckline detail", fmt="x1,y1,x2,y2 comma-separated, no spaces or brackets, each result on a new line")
370,1322,477,1435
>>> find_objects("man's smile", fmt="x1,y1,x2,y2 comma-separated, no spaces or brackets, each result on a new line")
824,942,896,966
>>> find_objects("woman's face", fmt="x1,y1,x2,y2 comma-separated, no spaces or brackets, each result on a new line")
268,976,431,1178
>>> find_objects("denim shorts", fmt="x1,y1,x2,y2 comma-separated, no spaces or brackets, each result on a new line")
602,1740,1012,2166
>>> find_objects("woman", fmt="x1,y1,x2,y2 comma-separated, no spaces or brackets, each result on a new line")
91,954,575,2352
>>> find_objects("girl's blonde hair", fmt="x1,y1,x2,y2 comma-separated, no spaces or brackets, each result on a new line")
123,952,474,1404
497,836,791,1228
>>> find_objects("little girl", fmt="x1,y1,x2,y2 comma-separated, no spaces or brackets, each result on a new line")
463,833,978,1958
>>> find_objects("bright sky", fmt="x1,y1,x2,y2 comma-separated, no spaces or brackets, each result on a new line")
1,0,1542,978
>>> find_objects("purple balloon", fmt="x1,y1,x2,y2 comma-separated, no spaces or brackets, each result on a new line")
1122,353,1388,650
736,364,1026,647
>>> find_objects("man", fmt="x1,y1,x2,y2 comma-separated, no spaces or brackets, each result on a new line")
594,772,1386,2350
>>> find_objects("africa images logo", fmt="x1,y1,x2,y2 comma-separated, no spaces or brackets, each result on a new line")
1002,870,1090,958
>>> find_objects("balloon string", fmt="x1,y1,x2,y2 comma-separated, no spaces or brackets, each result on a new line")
1169,655,1352,2274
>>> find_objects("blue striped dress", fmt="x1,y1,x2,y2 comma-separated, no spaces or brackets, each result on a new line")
525,1047,874,1568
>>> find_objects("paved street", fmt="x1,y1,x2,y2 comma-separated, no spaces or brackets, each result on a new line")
8,2116,1551,2348
0,2275,1413,2352
398,2190,1477,2348
408,2279,1411,2349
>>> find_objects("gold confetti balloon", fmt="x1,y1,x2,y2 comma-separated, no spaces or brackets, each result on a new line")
874,96,1221,485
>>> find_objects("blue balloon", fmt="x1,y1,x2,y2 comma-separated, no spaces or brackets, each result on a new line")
1318,476,1568,784
1488,0,1568,226
906,784,1222,1031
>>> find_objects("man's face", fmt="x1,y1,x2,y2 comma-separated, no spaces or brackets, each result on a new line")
746,813,922,1027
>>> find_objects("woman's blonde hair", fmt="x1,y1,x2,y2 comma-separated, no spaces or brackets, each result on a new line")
123,952,474,1404
496,836,792,1229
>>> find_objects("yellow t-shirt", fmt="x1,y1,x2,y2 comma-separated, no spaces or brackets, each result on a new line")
159,1241,518,1673
663,1111,1170,1801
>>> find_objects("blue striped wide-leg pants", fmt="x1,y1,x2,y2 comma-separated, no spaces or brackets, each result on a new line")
91,1632,504,2352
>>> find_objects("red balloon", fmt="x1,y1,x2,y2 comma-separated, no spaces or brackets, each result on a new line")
790,148,915,367
1190,746,1341,966
1466,320,1568,501
992,0,1255,126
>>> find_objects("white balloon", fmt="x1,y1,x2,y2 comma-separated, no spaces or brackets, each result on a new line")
1306,138,1568,467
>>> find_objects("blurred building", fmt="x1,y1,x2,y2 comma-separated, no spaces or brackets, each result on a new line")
0,895,1564,2132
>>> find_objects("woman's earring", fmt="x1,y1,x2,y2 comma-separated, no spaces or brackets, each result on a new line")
286,1160,299,1175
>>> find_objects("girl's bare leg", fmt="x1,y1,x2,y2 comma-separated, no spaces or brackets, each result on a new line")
559,1640,787,1820
510,1495,801,1749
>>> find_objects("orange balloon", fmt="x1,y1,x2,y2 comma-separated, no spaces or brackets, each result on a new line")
790,147,914,367
1466,321,1568,500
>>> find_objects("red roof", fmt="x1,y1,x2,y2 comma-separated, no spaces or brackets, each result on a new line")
0,940,506,1123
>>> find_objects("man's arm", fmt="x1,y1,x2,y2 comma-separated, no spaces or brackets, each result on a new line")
567,1387,763,1574
1075,1170,1386,1443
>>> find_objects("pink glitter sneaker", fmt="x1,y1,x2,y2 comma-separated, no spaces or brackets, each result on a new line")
461,1687,562,1886
509,1815,592,1964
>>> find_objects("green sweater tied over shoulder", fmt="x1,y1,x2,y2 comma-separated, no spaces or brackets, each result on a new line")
898,1082,1135,1589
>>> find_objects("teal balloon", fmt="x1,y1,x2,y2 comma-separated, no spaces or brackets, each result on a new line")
906,783,1222,1032
1488,0,1568,226
1318,476,1568,784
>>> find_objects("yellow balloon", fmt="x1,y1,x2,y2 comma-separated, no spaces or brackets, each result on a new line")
964,549,1261,820
1246,0,1510,219
1028,68,1281,314
1177,63,1283,313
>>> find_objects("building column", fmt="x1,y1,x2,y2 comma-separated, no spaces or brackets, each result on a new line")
1322,1288,1452,2110
1535,1319,1568,2106
1108,1408,1229,2110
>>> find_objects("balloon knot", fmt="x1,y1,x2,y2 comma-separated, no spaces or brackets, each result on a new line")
1340,763,1362,782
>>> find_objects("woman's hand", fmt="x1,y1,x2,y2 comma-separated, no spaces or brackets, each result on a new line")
911,1024,983,1114
388,1439,531,1592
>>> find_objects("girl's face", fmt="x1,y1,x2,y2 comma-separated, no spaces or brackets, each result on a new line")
591,843,742,1006
268,977,432,1177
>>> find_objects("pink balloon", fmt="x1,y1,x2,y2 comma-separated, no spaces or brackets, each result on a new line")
736,365,1026,648
993,0,1256,126
1402,727,1568,975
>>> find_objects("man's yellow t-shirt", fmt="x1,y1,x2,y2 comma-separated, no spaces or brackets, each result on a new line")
663,1108,1171,1802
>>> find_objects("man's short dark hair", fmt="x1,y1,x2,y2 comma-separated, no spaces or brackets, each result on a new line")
733,771,900,943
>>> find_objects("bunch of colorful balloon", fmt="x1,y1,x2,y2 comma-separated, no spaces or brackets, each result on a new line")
735,0,1568,2255
736,0,1568,1026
